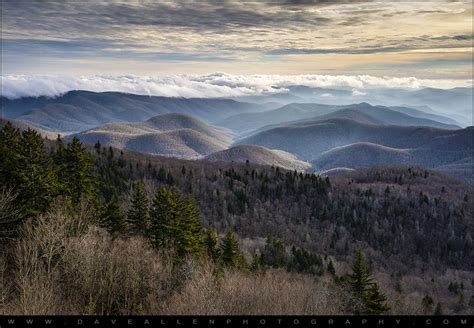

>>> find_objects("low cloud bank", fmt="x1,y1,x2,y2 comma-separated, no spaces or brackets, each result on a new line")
1,73,472,99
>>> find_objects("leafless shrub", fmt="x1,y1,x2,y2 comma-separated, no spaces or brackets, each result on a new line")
9,202,174,315
0,256,13,314
4,200,460,315
0,187,21,243
61,228,171,315
11,205,94,315
162,267,349,315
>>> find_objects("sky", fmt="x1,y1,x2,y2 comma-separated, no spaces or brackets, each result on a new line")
0,0,473,97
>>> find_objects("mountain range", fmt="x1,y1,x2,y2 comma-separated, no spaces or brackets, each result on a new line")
1,90,269,132
1,89,472,183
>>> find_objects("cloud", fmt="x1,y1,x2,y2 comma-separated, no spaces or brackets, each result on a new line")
1,73,472,99
351,89,367,96
2,1,470,61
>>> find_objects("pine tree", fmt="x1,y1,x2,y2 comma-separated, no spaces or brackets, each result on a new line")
365,283,390,314
148,187,206,260
205,227,221,261
220,228,245,268
347,249,390,314
0,122,21,187
126,182,149,234
177,195,205,257
100,196,125,233
16,128,56,216
60,137,97,204
149,187,180,249
348,250,373,301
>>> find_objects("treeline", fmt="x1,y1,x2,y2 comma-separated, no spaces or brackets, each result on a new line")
0,123,96,217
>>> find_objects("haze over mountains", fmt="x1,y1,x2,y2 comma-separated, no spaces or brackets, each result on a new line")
1,87,472,183
69,113,232,159
1,90,269,132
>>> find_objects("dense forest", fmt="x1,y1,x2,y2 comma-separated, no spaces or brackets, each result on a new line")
0,122,473,315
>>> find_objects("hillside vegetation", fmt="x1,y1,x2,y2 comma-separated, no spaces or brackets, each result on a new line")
205,144,310,171
1,122,473,315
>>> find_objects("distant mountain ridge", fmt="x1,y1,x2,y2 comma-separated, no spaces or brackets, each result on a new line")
239,118,473,181
2,89,471,182
221,102,459,134
69,113,232,158
1,90,268,132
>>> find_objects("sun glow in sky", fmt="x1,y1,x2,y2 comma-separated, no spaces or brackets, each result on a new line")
1,0,472,80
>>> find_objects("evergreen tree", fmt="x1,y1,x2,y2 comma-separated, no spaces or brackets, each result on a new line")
0,122,21,187
365,283,390,314
220,228,245,268
348,250,374,304
434,302,443,315
126,182,149,234
61,137,97,204
100,196,125,233
261,237,286,268
177,195,205,257
205,227,221,261
16,129,56,216
148,187,206,260
347,250,390,314
149,187,180,249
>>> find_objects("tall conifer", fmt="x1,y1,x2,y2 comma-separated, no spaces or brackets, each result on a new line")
126,182,149,234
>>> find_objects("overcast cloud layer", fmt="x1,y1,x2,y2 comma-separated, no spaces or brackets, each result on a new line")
1,1,472,78
1,73,472,99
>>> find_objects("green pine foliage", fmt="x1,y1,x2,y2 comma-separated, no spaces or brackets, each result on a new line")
1,124,21,179
347,250,390,314
0,123,102,228
205,227,221,262
260,237,287,268
148,186,205,259
177,195,205,257
149,187,180,249
288,246,324,275
220,228,246,269
126,182,149,234
56,137,98,204
100,196,125,234
365,283,391,315
16,129,56,216
0,125,55,216
0,122,21,187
